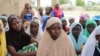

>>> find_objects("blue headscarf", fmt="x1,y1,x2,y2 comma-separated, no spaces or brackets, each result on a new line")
69,22,87,51
92,15,100,20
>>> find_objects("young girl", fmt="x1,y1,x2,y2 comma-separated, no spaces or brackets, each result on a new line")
6,15,37,56
81,26,100,56
37,17,76,56
0,20,7,56
69,22,87,55
84,19,97,37
26,17,43,42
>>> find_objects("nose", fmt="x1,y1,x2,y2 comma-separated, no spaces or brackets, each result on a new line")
55,28,60,35
15,23,19,27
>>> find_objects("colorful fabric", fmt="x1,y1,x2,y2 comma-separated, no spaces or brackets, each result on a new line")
61,17,69,32
24,13,32,20
18,43,37,53
0,20,7,56
42,15,49,31
84,19,97,37
80,14,90,21
69,22,87,51
51,8,64,19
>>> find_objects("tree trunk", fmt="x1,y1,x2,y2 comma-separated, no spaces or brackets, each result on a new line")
37,0,40,9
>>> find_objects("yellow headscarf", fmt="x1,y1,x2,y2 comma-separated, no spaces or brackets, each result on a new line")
0,20,7,56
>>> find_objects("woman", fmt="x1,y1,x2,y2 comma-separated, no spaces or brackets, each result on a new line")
51,4,64,19
69,22,87,55
81,26,100,56
6,15,37,56
79,14,90,29
21,3,34,21
68,17,75,26
26,18,43,42
84,19,97,37
0,20,7,56
61,18,69,33
38,8,43,17
37,17,76,56
0,16,9,32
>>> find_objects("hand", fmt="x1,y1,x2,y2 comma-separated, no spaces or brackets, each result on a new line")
30,51,36,56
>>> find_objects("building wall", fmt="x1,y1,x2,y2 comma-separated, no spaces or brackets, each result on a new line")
0,0,31,16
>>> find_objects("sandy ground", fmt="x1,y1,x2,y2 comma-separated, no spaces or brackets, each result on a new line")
64,11,100,22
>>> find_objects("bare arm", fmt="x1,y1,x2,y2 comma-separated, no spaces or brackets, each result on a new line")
21,11,26,21
7,45,36,56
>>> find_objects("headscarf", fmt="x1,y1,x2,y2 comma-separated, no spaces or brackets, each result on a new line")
61,17,69,32
92,15,100,20
26,17,43,42
0,16,9,31
80,14,90,21
37,17,76,56
0,16,7,21
84,19,97,37
0,20,7,56
69,22,87,51
81,26,100,56
6,15,31,51
61,17,66,21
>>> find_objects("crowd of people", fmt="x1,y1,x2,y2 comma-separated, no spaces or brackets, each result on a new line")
0,3,100,56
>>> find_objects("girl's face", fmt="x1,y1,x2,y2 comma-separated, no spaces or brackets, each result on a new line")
72,25,81,37
46,7,51,15
87,24,95,34
30,22,39,35
11,19,21,31
62,20,67,27
79,18,86,28
69,19,74,25
39,8,43,13
96,34,100,42
47,23,62,40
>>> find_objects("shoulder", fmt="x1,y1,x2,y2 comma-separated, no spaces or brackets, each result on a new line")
22,32,31,39
6,31,10,37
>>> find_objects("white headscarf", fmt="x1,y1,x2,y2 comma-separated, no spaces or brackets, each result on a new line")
81,26,100,56
25,17,43,42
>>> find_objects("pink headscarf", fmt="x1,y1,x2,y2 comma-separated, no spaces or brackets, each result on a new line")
80,14,90,21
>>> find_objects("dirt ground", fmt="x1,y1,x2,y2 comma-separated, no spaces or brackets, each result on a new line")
63,11,100,23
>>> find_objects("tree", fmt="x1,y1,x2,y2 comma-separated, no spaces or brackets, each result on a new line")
76,0,85,7
59,0,68,4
